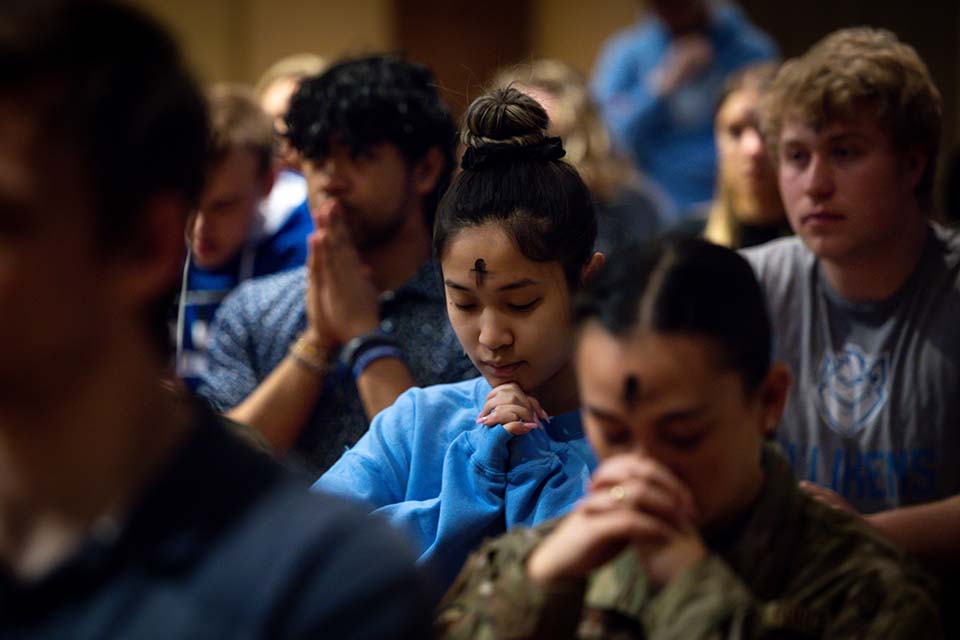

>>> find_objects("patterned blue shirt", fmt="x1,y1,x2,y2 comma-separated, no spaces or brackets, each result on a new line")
198,260,478,475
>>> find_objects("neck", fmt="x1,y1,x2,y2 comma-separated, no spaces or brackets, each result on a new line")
531,358,580,416
361,205,432,293
820,215,928,303
0,338,192,578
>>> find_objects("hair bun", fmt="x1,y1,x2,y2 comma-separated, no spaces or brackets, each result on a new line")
461,87,565,170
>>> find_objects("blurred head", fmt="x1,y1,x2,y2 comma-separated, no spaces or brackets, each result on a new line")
0,0,207,398
254,52,326,171
492,59,634,202
286,55,454,249
573,238,790,528
189,84,273,270
435,87,602,405
761,28,941,262
705,63,784,247
650,0,709,35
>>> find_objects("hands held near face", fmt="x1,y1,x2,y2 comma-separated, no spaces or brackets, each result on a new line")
649,34,714,96
527,454,706,588
476,382,551,436
304,199,380,348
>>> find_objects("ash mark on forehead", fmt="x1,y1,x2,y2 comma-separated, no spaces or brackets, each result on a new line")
471,258,487,288
624,374,641,407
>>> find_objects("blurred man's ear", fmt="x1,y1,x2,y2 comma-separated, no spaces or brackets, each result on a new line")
117,193,190,306
759,363,792,437
412,146,445,197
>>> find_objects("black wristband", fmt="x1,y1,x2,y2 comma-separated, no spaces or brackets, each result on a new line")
339,329,401,370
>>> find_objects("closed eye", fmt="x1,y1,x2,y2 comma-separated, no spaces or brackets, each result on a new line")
508,299,541,312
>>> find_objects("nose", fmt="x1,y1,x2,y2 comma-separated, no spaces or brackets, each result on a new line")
742,127,765,160
320,157,350,197
804,153,835,201
478,309,513,353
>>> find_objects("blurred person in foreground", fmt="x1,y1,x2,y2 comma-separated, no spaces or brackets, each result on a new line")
436,238,939,638
0,2,431,637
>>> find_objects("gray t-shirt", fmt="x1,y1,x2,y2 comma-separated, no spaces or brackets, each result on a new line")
744,223,960,513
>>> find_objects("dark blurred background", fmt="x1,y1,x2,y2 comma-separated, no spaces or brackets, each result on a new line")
129,0,960,203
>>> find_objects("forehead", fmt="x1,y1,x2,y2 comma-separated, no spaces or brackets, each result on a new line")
576,325,722,401
717,89,758,125
779,109,890,146
441,222,561,285
204,148,262,193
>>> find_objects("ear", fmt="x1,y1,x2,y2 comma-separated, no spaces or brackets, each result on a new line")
580,251,606,286
903,149,928,190
411,146,446,197
757,362,792,437
116,193,190,307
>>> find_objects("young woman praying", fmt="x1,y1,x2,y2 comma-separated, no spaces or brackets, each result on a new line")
314,87,604,589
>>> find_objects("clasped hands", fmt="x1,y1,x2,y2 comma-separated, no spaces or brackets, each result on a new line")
527,452,707,588
303,199,381,349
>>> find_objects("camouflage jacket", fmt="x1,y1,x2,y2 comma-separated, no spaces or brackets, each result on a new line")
436,446,941,639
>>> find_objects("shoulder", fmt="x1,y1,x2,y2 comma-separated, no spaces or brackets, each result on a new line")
712,4,777,57
793,494,938,601
381,377,489,422
742,237,811,287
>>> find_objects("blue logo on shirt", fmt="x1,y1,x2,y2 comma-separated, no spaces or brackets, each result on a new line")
816,345,889,438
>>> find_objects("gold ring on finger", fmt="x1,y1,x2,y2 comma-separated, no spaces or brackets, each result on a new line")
609,485,627,503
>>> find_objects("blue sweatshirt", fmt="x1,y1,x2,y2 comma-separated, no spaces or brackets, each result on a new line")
313,376,596,589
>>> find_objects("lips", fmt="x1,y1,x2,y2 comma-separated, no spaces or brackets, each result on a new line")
801,211,845,226
481,360,524,378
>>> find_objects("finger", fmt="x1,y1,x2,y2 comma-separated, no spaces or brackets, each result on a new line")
311,197,337,228
528,396,550,423
582,508,675,549
584,480,686,527
591,456,696,521
501,421,539,436
477,390,529,419
477,404,535,426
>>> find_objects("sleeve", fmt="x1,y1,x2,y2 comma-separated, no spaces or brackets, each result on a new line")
644,553,942,639
316,390,523,589
197,287,261,411
435,527,586,640
312,392,416,510
591,32,667,165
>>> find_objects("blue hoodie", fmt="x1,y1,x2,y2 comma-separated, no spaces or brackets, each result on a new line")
313,376,596,589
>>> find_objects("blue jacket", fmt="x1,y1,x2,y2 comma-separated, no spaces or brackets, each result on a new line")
176,190,313,391
592,3,776,215
314,376,596,589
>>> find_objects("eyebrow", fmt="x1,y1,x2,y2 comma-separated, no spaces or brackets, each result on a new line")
443,277,539,292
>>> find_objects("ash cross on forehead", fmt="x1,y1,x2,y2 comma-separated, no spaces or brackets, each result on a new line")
471,258,488,288
623,374,641,407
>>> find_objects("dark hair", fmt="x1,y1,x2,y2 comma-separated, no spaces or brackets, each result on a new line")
285,54,456,228
0,0,208,353
574,236,772,392
434,87,597,290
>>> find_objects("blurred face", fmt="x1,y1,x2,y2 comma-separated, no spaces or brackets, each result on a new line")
716,89,783,224
576,325,784,529
777,109,924,264
442,223,576,401
0,99,118,402
301,141,419,251
190,149,268,270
